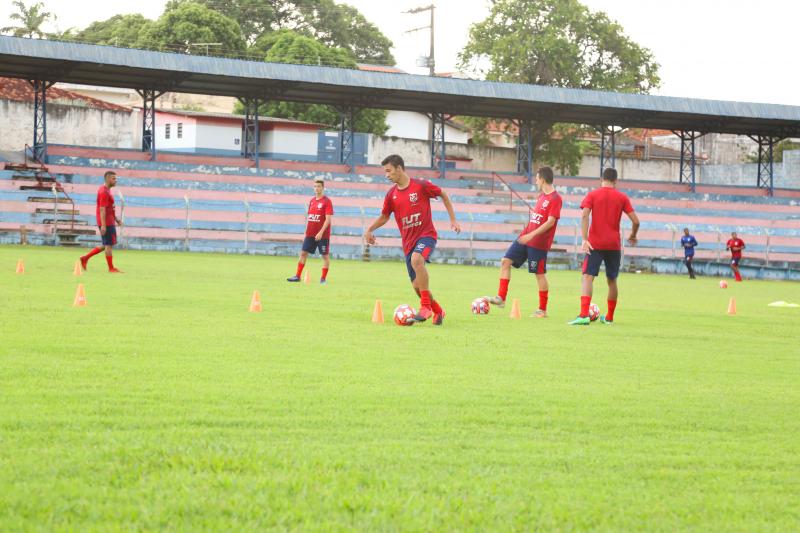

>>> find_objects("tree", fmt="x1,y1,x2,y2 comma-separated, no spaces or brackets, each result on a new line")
74,14,153,47
1,1,55,38
179,0,394,62
745,139,800,164
137,1,246,55
236,31,388,134
458,0,661,175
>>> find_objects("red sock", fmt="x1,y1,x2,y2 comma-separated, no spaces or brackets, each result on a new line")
606,299,617,321
295,262,305,277
83,247,102,261
539,291,548,311
431,300,443,314
734,271,742,281
498,278,510,301
106,254,115,271
580,296,591,317
321,267,329,281
420,290,432,309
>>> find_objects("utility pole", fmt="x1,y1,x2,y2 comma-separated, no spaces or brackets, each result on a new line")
404,4,435,76
405,4,437,144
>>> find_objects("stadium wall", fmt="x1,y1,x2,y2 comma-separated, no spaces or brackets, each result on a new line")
0,99,135,151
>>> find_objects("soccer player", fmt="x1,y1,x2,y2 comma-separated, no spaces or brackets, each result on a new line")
287,179,334,284
681,227,698,279
726,231,745,282
486,166,563,317
569,167,639,325
364,154,461,325
79,171,123,273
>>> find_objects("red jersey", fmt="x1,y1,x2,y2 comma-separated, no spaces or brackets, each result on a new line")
580,187,634,251
382,178,442,255
96,185,116,227
305,195,334,239
727,238,745,258
520,190,562,250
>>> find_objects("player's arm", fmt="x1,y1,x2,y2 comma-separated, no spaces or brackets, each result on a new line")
439,190,461,233
580,207,592,253
315,215,333,241
518,216,556,245
626,211,640,246
365,214,390,245
99,206,107,235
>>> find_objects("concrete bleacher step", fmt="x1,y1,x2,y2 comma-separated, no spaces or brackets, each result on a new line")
35,207,80,215
28,196,73,204
55,227,96,236
41,218,89,225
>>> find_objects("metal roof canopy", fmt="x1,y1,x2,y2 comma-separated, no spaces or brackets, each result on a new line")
2,36,800,138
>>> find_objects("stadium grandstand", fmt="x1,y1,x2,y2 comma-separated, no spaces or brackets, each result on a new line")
1,36,799,280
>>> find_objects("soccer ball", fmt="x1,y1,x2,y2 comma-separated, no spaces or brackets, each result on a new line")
719,280,728,289
471,297,490,315
393,304,416,326
588,303,600,322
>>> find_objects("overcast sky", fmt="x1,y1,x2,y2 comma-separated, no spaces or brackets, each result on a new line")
1,0,798,105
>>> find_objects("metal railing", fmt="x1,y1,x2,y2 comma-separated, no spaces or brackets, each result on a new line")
490,172,535,212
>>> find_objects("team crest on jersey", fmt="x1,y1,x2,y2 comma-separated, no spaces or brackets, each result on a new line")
317,202,323,208
542,200,550,208
409,192,418,204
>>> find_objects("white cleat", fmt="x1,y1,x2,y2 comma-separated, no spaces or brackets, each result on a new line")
531,309,548,318
485,295,505,308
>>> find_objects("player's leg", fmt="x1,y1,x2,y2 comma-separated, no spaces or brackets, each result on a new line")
319,239,330,284
105,227,122,273
731,258,742,281
409,238,438,323
288,239,313,281
687,256,696,278
529,248,549,317
570,251,600,325
601,251,621,323
487,241,526,307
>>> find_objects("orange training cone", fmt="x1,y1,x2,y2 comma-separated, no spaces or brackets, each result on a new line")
249,290,262,312
303,270,310,284
509,298,522,319
15,258,24,274
372,299,384,323
73,260,83,276
73,283,87,307
727,297,737,315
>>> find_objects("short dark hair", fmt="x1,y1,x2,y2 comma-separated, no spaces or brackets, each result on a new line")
314,178,324,186
602,167,618,181
536,166,554,184
381,154,405,169
104,171,116,180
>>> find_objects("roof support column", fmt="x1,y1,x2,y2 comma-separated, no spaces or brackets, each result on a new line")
429,112,446,178
239,97,262,167
598,125,618,176
28,79,54,164
338,106,357,173
515,119,533,184
673,131,703,192
749,135,781,196
136,89,164,162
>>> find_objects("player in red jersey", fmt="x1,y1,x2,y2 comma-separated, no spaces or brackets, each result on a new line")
288,179,334,284
726,231,745,282
569,168,639,325
79,171,123,273
364,154,461,325
485,166,562,317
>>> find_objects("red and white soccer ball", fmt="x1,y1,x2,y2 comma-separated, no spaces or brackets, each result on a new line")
719,280,728,289
393,304,417,326
588,303,600,322
471,297,490,315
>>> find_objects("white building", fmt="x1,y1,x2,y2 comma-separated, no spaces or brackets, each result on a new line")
155,109,321,160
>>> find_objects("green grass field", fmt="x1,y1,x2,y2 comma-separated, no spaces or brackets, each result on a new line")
1,244,799,531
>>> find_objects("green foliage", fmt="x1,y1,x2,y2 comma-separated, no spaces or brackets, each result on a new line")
137,1,246,55
745,140,800,164
0,1,55,38
238,31,387,134
458,0,661,175
182,0,394,62
1,245,799,530
74,14,153,47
